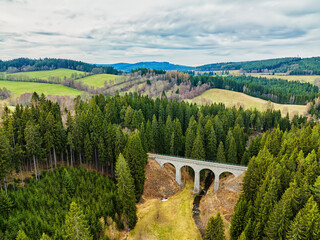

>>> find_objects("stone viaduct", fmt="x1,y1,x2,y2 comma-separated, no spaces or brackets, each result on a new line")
148,153,247,193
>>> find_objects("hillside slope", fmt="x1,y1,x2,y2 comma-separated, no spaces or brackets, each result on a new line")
104,61,194,72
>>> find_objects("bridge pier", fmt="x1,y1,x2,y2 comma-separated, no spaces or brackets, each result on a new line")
194,170,200,193
214,178,220,192
175,166,182,185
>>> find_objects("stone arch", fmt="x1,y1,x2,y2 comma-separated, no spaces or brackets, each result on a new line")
199,168,216,192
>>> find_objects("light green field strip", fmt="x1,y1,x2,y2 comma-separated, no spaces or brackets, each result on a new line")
5,68,85,81
0,80,83,97
78,74,121,88
188,89,306,117
247,73,320,84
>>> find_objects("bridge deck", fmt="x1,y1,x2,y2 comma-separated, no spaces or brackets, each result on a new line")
148,153,248,171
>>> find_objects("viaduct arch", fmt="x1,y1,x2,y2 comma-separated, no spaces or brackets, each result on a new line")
148,153,247,193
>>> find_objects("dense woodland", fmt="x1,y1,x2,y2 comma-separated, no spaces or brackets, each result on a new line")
0,91,309,238
196,57,320,75
0,58,121,75
230,124,320,240
191,75,319,105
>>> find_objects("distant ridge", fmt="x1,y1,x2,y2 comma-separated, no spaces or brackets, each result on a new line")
100,61,195,72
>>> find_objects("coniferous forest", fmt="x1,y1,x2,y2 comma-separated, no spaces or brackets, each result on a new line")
0,91,318,239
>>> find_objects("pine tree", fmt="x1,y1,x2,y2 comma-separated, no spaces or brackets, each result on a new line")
24,121,42,181
146,120,154,152
185,117,197,157
84,133,93,167
205,122,217,161
217,141,226,163
0,188,13,218
230,197,249,240
204,213,226,240
124,133,147,201
40,233,52,240
286,196,320,240
115,153,137,230
63,202,91,240
227,136,237,164
16,230,29,240
191,131,205,160
63,168,75,195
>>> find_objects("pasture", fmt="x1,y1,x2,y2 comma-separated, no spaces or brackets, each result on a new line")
246,73,320,84
78,74,122,88
5,68,85,81
188,89,306,117
0,80,83,97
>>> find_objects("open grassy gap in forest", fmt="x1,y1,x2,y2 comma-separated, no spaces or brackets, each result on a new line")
129,159,201,240
0,80,83,97
246,73,320,84
188,89,306,117
4,68,85,80
78,73,124,88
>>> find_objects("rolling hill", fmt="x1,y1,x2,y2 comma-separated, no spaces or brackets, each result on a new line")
102,61,195,72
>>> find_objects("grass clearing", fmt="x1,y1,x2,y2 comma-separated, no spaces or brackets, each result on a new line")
5,69,85,81
246,73,320,84
0,80,83,97
129,183,201,240
78,74,123,88
188,89,306,117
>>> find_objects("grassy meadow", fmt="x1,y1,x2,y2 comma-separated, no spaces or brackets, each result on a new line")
78,74,122,88
246,73,320,84
0,80,83,97
129,184,201,240
5,68,85,81
188,89,306,117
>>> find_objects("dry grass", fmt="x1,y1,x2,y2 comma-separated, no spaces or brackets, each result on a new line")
188,89,306,117
129,183,201,240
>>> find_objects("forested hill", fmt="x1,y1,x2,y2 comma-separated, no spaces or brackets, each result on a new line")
102,61,195,72
196,57,320,75
0,58,121,74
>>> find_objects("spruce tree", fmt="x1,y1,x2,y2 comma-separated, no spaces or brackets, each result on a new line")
227,136,237,164
191,131,205,160
115,153,137,230
16,230,29,240
63,202,91,240
206,123,217,161
286,196,320,240
40,233,52,240
204,213,226,240
185,117,197,157
124,133,147,201
217,141,226,163
63,168,75,196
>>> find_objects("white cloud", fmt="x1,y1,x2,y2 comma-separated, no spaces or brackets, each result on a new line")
0,0,319,65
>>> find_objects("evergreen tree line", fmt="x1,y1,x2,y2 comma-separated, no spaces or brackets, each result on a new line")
196,57,320,75
230,124,320,240
0,166,121,239
190,75,319,105
0,58,121,75
1,92,307,194
0,92,311,238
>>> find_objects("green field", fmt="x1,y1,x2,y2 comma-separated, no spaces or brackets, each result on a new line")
188,89,306,117
0,80,82,97
78,74,122,88
247,73,320,84
5,68,85,81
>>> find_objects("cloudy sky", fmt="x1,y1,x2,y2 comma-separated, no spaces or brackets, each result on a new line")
0,0,319,66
